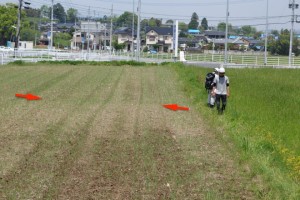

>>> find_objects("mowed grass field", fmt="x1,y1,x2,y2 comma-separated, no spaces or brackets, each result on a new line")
0,62,266,199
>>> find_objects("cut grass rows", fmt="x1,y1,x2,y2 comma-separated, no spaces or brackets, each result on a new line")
0,65,123,198
1,64,264,199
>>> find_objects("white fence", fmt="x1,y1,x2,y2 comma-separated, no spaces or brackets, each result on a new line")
1,49,300,68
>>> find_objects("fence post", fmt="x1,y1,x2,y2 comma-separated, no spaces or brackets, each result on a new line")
1,53,3,65
278,57,280,66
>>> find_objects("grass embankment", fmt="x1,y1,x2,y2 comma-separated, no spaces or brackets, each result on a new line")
172,63,300,199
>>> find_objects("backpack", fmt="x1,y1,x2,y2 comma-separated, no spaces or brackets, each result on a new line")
205,72,215,90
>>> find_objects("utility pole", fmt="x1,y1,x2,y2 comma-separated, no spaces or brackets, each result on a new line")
50,0,54,50
15,0,22,50
264,0,269,65
15,0,30,52
173,20,179,60
110,4,113,55
74,17,77,51
132,0,135,58
224,0,229,64
136,0,141,61
87,6,90,55
289,0,298,67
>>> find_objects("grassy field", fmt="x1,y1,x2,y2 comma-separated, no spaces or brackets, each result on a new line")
0,62,267,199
0,61,299,199
174,63,300,199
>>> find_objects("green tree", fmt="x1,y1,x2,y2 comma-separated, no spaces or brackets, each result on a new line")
269,29,300,56
53,3,66,23
253,31,263,39
40,5,50,18
116,11,137,27
141,19,149,30
148,18,161,27
24,8,40,18
166,19,173,25
188,12,199,29
54,32,72,48
200,17,208,30
217,22,232,32
0,4,18,45
271,30,279,37
241,25,256,36
20,27,39,41
66,8,78,23
178,22,188,32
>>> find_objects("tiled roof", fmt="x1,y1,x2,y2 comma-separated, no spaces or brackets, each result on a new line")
146,26,173,35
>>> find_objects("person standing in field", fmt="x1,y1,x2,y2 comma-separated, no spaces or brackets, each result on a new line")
212,67,230,114
205,68,219,108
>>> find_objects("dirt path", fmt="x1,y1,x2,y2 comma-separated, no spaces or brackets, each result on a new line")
0,65,256,199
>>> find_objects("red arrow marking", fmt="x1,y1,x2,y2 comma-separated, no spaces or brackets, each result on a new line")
26,94,41,100
163,104,189,111
15,93,27,98
15,93,41,101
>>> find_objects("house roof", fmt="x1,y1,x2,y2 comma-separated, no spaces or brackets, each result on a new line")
56,23,76,29
212,38,244,45
146,26,173,35
178,36,207,43
204,31,225,36
114,27,135,35
242,37,261,44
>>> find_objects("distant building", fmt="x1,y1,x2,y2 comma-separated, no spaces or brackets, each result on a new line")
114,27,136,51
145,26,173,52
204,31,226,39
70,21,110,50
19,41,33,49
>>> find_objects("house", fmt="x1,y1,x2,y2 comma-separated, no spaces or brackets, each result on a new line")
178,35,207,51
241,37,262,50
114,27,136,51
145,26,173,52
204,30,226,39
56,23,79,33
70,21,110,50
211,38,245,50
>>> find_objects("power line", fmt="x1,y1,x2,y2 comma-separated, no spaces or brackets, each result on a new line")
23,0,294,29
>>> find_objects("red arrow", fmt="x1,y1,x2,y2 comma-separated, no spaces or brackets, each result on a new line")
15,93,41,101
163,104,189,111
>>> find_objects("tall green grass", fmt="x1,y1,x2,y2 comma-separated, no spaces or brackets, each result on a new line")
172,63,300,199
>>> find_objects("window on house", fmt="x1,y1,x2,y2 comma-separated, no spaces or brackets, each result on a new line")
149,36,155,41
164,36,168,40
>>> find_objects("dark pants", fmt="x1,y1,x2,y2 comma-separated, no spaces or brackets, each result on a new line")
215,94,227,113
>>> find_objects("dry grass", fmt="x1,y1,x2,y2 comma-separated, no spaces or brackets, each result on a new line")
0,64,258,199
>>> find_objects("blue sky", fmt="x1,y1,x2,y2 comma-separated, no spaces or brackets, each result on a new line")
1,0,299,31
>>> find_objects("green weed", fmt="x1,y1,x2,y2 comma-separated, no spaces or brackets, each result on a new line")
172,63,300,199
